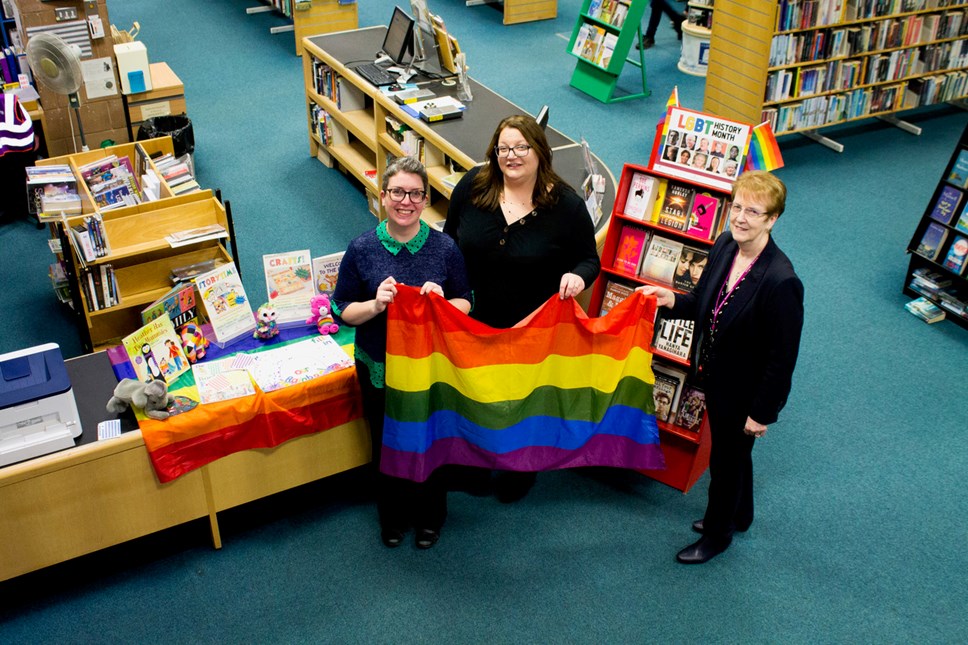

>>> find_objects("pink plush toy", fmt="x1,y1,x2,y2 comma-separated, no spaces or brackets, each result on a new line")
306,294,339,335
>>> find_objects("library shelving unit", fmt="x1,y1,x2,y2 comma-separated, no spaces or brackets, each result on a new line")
903,121,968,329
589,162,732,492
246,0,358,56
567,0,651,103
704,0,968,151
56,190,236,352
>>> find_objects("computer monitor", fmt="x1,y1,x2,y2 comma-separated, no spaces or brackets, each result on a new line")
382,6,415,66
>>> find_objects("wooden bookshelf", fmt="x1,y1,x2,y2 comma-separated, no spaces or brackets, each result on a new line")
246,0,358,56
705,0,968,150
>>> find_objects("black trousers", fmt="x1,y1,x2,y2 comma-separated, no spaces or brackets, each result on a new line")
645,0,684,39
0,148,37,221
357,362,447,532
702,401,755,539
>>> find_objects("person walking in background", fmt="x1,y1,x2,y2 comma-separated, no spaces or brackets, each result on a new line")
638,170,804,564
637,0,685,50
333,156,471,550
444,114,600,503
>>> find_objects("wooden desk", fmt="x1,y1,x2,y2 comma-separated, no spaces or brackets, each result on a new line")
302,27,615,249
123,62,188,140
0,351,369,582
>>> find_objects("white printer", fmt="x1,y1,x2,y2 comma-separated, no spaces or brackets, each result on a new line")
0,343,82,467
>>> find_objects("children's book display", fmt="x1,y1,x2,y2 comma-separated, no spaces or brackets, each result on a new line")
193,261,255,346
311,251,344,294
121,316,191,384
263,250,316,326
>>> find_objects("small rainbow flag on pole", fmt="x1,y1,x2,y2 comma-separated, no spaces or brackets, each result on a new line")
381,287,666,483
745,121,785,172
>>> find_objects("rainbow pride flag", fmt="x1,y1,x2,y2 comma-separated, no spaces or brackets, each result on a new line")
745,121,785,172
381,287,665,482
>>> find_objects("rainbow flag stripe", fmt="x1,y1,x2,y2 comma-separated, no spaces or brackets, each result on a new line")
745,121,785,172
381,287,665,482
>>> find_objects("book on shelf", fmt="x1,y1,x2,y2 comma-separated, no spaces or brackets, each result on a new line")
652,362,686,423
639,235,684,286
441,170,466,190
929,185,962,225
686,191,721,240
263,249,315,326
673,245,708,292
141,282,201,330
904,296,946,324
579,25,606,62
67,215,109,264
612,225,649,274
674,385,706,433
622,172,662,221
915,222,948,261
193,261,256,346
947,149,968,188
942,236,968,275
937,290,968,319
954,204,968,235
599,280,635,316
312,251,344,295
652,317,694,362
164,224,228,248
657,181,695,231
170,258,220,285
78,263,119,312
596,33,618,68
121,316,191,384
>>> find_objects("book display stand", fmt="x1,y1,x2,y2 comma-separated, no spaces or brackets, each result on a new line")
588,106,754,492
704,0,968,152
903,121,968,329
566,0,651,103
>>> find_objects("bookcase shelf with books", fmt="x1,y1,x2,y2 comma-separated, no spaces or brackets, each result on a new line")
590,161,731,492
566,0,651,103
704,0,968,150
302,51,465,228
56,191,236,352
903,120,968,329
247,0,358,56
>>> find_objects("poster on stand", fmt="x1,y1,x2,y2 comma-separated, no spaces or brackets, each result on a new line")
654,106,752,192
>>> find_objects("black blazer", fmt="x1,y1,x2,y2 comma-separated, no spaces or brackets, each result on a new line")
669,231,804,426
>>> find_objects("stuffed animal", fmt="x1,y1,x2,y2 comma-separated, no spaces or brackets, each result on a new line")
254,303,280,340
180,322,209,363
306,293,339,335
106,378,174,420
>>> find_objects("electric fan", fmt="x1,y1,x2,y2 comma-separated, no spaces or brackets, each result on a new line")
25,32,88,151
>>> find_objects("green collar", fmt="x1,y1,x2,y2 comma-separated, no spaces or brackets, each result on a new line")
377,220,430,255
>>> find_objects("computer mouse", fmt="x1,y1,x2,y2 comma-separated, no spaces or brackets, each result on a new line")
388,83,404,92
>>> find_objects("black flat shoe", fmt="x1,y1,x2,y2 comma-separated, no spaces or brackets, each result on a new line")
381,528,405,548
676,536,731,564
415,528,440,549
692,519,750,534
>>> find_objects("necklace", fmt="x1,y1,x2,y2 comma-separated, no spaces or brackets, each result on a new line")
500,191,534,224
712,252,760,323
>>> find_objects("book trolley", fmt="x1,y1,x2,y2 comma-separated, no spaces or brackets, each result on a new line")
589,106,754,492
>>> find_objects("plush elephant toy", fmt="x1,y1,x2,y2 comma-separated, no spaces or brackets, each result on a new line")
106,378,174,420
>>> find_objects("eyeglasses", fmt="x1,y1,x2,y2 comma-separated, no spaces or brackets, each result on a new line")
495,144,532,158
729,203,769,219
386,187,427,203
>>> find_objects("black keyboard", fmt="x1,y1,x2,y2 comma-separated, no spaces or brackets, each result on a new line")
354,62,395,87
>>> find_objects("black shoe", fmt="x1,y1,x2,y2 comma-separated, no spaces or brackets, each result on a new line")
635,36,656,50
381,527,405,548
415,528,440,549
676,536,731,564
494,471,536,504
692,519,751,534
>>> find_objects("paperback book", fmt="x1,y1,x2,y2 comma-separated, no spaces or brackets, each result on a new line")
639,235,684,286
657,182,695,231
612,225,649,275
686,191,720,239
599,280,635,317
675,385,707,432
652,362,687,423
652,317,694,362
121,316,191,384
929,185,962,225
946,149,968,188
193,261,255,346
674,245,708,292
312,251,344,295
942,236,968,275
263,249,315,325
141,283,200,329
622,172,662,221
905,297,946,324
915,222,948,261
